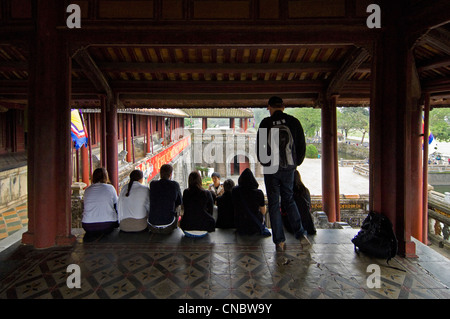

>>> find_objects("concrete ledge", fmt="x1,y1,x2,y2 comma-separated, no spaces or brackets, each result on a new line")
313,211,352,229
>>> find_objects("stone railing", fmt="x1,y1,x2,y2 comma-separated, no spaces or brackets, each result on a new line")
428,164,450,172
339,159,366,167
428,191,450,250
0,165,27,210
352,164,370,177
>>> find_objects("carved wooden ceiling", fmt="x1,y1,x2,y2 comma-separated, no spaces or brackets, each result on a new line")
0,0,450,109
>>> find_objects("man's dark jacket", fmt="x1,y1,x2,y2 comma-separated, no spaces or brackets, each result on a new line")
256,110,306,169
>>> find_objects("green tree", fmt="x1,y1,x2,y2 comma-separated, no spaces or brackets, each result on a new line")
337,107,369,143
429,108,450,142
285,108,321,137
252,108,269,129
305,144,319,158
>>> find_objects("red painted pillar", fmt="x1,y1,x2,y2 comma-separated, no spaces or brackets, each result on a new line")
410,101,423,242
321,97,337,223
331,96,340,222
150,117,154,153
100,96,107,168
146,116,152,154
370,5,416,257
422,95,430,245
131,115,135,163
160,117,165,140
202,118,207,133
230,118,235,132
243,118,248,132
85,114,93,186
170,117,173,143
126,114,132,162
23,0,75,248
106,101,119,193
81,145,90,186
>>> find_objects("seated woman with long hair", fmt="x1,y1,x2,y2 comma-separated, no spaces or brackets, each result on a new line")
82,167,119,236
179,171,215,237
281,170,316,235
118,169,150,232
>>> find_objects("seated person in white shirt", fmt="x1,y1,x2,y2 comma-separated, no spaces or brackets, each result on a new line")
118,169,150,232
82,167,119,235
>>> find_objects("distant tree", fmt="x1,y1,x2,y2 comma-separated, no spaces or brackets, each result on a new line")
285,108,321,137
305,144,319,158
337,107,369,143
252,108,269,129
429,108,450,142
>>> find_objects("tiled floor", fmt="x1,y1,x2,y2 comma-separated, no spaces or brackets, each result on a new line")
0,202,28,240
0,228,448,300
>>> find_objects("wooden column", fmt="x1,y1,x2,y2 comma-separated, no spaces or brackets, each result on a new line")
410,100,424,243
230,118,235,132
131,114,135,163
23,0,74,248
331,96,340,222
321,97,337,223
81,144,90,186
202,118,207,133
370,2,417,257
106,101,118,193
100,96,107,168
146,116,152,154
126,114,132,162
422,94,431,245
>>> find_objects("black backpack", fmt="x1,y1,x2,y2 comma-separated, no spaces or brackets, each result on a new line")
268,122,296,169
351,211,398,263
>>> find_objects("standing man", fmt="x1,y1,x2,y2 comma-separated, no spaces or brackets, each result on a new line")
256,96,310,251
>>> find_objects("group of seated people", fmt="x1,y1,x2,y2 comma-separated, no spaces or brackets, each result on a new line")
81,164,315,239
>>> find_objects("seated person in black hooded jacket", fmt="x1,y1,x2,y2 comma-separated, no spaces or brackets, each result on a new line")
232,168,270,237
216,179,235,228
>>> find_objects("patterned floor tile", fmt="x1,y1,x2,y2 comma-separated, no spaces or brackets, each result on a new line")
1,229,449,299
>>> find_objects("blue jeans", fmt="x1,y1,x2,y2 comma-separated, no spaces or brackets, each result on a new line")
264,168,306,244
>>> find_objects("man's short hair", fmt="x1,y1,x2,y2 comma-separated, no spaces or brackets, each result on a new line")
268,96,284,107
211,172,220,179
160,164,173,179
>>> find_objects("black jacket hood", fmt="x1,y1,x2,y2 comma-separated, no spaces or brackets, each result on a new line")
238,168,259,189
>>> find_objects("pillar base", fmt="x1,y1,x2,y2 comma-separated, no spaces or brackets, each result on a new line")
21,231,34,246
21,231,76,249
398,240,418,258
56,234,77,246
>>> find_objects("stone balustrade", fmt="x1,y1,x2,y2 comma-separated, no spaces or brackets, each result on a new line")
428,191,450,250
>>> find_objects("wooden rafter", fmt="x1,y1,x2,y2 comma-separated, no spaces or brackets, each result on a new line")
0,61,27,72
93,62,337,74
417,56,450,73
422,29,450,56
72,48,113,100
326,46,370,98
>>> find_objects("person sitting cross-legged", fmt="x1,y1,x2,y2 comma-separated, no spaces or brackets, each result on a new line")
180,171,216,238
147,164,182,234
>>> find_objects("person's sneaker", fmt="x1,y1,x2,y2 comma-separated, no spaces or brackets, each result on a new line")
276,242,286,252
299,235,311,248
